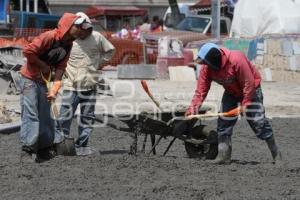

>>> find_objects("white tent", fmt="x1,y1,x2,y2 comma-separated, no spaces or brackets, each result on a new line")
230,0,300,38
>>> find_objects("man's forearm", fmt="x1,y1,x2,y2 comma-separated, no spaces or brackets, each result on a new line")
54,69,65,81
98,49,115,69
32,57,50,74
102,49,115,62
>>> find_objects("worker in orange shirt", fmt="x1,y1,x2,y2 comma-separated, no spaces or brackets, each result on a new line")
19,13,85,162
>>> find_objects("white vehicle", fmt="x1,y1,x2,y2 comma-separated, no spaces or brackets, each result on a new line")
163,3,195,30
173,15,232,36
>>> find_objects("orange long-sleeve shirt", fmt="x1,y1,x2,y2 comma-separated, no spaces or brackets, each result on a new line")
21,13,79,80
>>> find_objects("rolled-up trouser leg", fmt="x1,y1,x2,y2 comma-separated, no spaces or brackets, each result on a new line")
20,76,39,153
76,90,96,148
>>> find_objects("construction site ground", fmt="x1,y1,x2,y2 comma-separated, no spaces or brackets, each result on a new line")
0,79,300,199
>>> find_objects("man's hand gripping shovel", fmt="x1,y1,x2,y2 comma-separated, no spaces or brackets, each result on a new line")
41,72,76,156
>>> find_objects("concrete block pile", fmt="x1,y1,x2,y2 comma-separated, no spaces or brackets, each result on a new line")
254,36,300,83
223,35,300,83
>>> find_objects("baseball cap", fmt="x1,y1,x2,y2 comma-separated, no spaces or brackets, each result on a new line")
74,12,93,30
196,43,222,70
197,43,220,60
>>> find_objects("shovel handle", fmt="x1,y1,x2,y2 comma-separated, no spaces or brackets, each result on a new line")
40,71,51,89
51,102,60,118
141,80,162,111
185,113,223,120
148,93,161,110
185,107,241,120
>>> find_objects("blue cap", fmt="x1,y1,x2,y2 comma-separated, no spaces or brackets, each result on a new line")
198,43,220,59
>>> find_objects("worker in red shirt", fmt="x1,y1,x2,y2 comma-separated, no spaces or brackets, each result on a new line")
185,43,282,164
19,13,84,162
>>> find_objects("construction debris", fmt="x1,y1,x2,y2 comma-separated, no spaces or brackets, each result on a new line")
0,101,12,124
168,66,196,82
0,46,24,95
117,64,156,79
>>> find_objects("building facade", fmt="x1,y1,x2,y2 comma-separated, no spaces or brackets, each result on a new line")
47,0,198,18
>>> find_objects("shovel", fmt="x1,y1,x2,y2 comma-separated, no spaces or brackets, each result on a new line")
167,107,241,124
41,72,76,156
51,103,76,156
185,107,241,120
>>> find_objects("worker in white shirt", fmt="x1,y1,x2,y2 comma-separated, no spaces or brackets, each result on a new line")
54,12,115,156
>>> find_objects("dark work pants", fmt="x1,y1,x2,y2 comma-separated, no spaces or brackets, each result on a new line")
217,86,273,140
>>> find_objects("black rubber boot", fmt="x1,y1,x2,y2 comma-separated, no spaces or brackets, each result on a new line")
266,136,282,164
209,135,232,164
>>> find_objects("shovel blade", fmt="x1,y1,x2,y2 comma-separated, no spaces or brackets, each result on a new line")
56,137,76,156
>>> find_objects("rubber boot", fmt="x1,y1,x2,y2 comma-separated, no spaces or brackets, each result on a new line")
209,135,232,164
266,136,282,164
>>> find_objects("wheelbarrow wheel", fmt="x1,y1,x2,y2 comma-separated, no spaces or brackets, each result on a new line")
184,125,218,160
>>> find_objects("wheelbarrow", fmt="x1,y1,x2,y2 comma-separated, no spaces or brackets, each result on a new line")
94,108,219,160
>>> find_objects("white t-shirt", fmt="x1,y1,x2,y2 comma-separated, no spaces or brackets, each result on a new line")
64,31,115,91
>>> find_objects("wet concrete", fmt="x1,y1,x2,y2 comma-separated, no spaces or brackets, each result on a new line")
0,117,299,200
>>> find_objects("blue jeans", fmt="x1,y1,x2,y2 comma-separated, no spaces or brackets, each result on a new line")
19,76,54,152
217,86,273,140
54,90,96,147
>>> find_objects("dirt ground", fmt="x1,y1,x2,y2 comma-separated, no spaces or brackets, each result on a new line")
1,116,300,200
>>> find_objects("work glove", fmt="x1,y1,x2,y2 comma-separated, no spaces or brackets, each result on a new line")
184,110,192,117
223,106,243,117
47,80,62,101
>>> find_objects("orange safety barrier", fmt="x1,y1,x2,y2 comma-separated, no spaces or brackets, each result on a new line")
14,28,51,38
0,28,148,67
0,28,48,48
0,38,29,48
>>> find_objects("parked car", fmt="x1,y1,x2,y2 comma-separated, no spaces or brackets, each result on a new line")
163,3,195,30
173,15,231,36
144,15,231,63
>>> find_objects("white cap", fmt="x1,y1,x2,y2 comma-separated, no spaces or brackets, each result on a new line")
74,12,93,30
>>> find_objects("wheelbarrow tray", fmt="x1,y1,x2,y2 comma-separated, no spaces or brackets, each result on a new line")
99,112,218,159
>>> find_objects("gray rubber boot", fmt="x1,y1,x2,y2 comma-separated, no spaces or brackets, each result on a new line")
209,135,232,164
266,136,282,164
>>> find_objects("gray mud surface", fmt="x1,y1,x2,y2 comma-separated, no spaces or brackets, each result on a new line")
0,118,300,200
